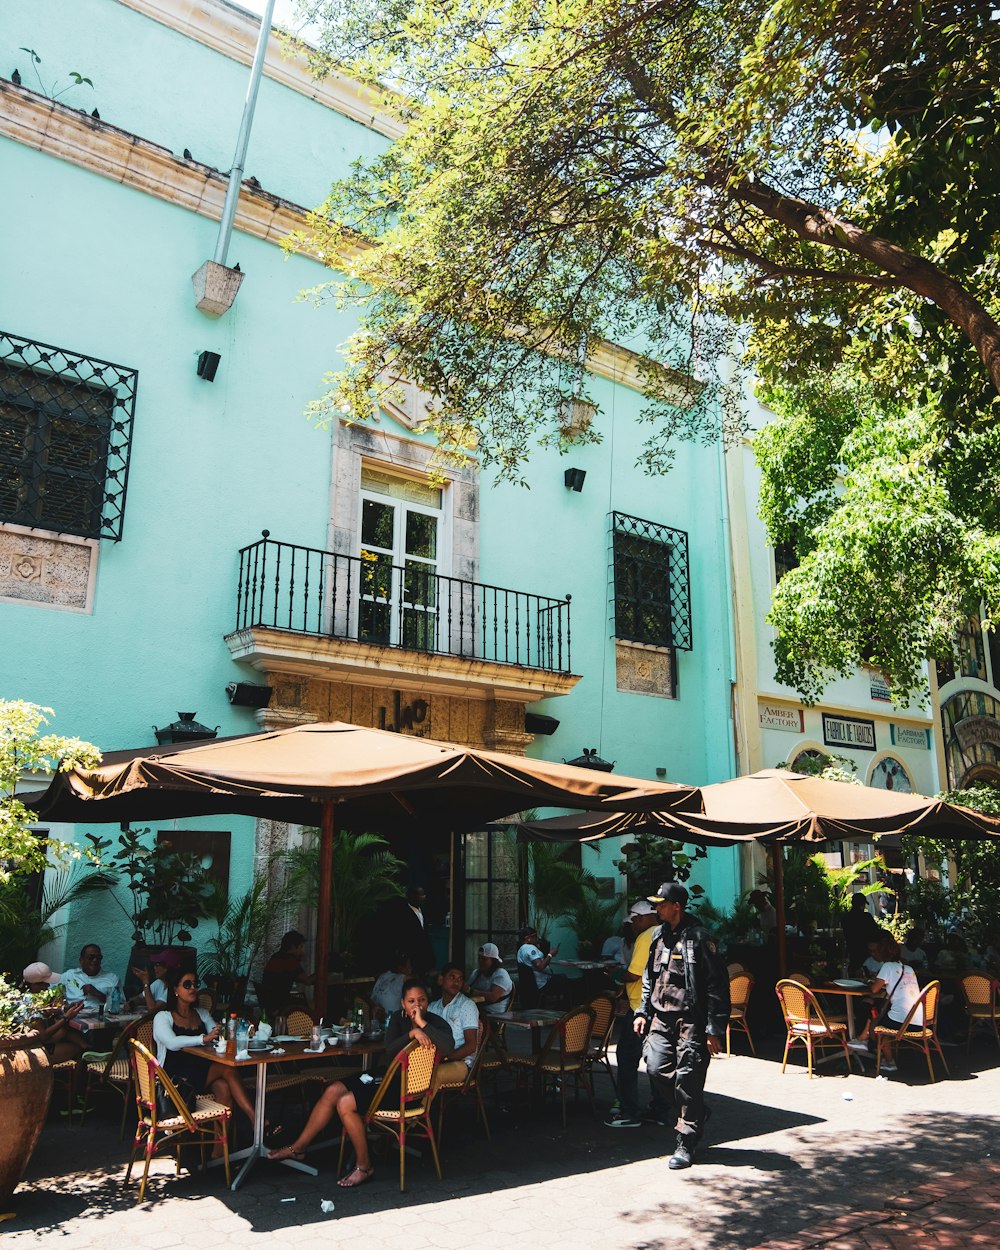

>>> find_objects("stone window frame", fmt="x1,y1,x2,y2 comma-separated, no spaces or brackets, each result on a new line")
329,419,479,592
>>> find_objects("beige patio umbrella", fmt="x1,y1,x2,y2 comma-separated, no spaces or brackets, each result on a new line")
34,721,699,1014
609,768,1000,973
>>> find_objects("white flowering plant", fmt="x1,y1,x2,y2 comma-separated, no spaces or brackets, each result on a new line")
0,974,64,1040
0,700,101,883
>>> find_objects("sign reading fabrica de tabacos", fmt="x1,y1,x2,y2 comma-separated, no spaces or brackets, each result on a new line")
822,713,876,751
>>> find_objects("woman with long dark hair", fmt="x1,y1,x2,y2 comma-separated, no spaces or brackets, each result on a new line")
151,967,258,1131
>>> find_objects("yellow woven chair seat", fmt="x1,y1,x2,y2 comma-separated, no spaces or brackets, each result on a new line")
790,1020,846,1036
142,1100,230,1131
263,1072,314,1091
372,1102,432,1122
435,1077,468,1090
91,1056,131,1082
966,1005,996,1019
874,1023,931,1038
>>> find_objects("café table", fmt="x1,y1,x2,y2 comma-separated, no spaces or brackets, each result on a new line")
189,1036,385,1189
69,1008,144,1052
814,979,878,1071
492,1008,564,1055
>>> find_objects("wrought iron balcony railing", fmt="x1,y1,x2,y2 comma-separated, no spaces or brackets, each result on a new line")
235,532,572,673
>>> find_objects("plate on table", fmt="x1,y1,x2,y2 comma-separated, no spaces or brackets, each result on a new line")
830,979,867,989
270,1034,304,1043
247,1041,274,1053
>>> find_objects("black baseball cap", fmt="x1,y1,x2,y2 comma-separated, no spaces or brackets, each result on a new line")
647,882,689,906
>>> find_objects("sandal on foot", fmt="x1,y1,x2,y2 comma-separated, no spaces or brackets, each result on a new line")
337,1165,374,1188
267,1145,306,1163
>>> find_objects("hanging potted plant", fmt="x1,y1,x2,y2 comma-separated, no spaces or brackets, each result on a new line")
0,700,100,1207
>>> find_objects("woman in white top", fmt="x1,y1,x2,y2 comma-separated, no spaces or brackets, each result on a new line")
152,968,258,1133
848,938,923,1070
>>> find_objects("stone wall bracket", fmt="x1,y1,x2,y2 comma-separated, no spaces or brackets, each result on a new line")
192,259,244,316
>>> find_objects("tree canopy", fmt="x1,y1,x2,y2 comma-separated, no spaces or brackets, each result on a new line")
292,0,1000,697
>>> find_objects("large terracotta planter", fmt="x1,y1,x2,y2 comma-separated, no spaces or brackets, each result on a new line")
0,1038,53,1207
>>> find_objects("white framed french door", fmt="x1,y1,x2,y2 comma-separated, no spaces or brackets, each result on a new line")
357,469,443,650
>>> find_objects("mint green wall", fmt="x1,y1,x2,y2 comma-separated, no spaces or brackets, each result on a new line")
1,0,390,211
1,0,740,978
479,373,741,913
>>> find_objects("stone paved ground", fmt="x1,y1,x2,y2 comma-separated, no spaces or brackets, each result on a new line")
5,1029,999,1250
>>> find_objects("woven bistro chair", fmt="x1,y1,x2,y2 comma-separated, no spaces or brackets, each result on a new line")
509,1004,596,1126
338,1039,442,1192
775,979,850,1077
124,1039,231,1202
80,1014,155,1136
727,973,756,1056
286,1009,314,1038
960,973,1000,1052
435,1018,490,1147
262,1008,350,1101
874,981,950,1081
582,991,619,1094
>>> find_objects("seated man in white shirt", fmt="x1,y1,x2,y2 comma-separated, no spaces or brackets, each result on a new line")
60,943,123,1011
466,943,513,1016
429,962,481,1085
516,924,567,1003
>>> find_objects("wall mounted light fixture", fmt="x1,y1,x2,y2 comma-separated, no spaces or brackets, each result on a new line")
564,467,586,492
197,350,221,381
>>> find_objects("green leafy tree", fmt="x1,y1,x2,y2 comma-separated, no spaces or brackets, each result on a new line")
0,700,100,882
287,0,1000,700
901,784,1000,945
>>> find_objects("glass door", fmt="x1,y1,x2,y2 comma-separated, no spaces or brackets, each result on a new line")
358,471,442,650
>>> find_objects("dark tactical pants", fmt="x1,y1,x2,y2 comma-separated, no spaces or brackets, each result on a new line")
643,1013,709,1140
616,1009,670,1121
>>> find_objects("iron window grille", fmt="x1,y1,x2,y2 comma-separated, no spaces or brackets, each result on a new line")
0,331,137,541
611,511,692,651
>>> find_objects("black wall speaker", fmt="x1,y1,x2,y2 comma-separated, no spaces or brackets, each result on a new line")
197,350,221,382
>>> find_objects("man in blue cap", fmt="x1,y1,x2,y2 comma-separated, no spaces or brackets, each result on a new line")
634,881,730,1169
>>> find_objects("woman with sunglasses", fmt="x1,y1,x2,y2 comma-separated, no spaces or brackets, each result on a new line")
152,967,258,1134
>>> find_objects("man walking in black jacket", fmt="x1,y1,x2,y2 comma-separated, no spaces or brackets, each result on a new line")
635,881,730,1170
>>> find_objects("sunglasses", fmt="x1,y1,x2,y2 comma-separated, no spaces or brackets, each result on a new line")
179,979,199,990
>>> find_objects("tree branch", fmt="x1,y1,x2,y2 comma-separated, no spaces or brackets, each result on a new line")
730,177,1000,399
699,235,904,288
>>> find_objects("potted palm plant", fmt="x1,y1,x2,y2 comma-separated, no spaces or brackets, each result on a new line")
285,830,405,973
0,700,99,1208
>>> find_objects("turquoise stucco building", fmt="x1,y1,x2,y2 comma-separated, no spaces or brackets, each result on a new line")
0,0,739,980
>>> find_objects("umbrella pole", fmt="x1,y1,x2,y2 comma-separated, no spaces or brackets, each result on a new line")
772,843,787,978
314,798,335,1022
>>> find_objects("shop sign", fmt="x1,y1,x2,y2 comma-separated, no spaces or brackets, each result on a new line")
822,713,876,751
759,703,804,733
889,724,931,750
870,676,892,703
377,691,429,734
954,715,1000,752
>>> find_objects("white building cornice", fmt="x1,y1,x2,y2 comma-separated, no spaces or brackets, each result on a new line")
114,0,406,139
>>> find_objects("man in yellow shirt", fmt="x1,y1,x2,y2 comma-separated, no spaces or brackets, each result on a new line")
604,900,669,1129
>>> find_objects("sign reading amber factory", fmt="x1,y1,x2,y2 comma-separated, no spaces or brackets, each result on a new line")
758,703,804,734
